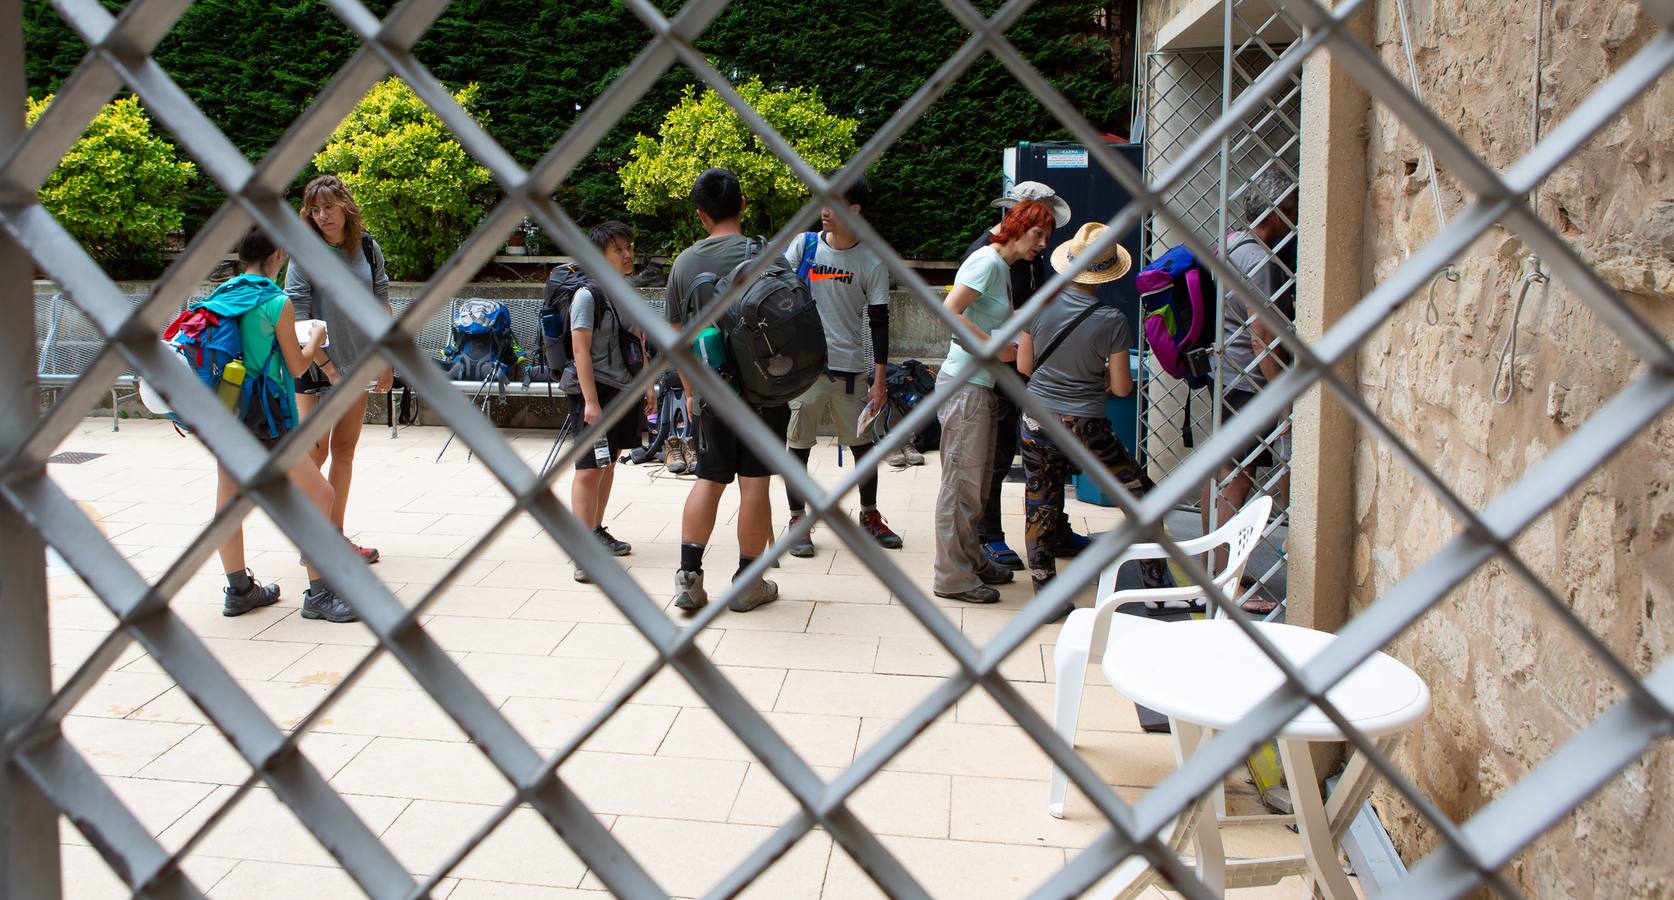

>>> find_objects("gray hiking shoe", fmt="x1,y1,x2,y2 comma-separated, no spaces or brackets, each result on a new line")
976,564,1015,586
222,571,281,617
673,569,707,612
729,577,780,613
595,527,631,556
574,562,591,584
301,586,358,623
787,515,815,558
933,584,1001,604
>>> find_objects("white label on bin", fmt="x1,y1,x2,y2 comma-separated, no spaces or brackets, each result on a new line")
1045,150,1088,168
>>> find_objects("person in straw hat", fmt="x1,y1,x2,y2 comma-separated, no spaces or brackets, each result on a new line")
1017,222,1173,610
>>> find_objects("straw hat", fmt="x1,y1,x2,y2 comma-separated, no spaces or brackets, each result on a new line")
1050,222,1132,285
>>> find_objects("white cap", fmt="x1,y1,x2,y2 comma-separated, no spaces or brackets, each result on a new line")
991,180,1072,228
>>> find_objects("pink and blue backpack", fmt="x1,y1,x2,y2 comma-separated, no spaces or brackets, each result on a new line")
1134,238,1258,389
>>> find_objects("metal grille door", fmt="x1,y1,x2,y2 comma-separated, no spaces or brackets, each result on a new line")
4,0,1674,898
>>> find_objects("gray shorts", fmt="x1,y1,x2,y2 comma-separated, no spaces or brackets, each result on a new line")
787,371,868,449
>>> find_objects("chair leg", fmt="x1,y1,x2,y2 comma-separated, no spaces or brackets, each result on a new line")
1279,739,1359,900
1048,646,1089,818
1173,722,1226,894
110,388,120,432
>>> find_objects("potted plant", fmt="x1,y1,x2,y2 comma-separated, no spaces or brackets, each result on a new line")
506,216,531,255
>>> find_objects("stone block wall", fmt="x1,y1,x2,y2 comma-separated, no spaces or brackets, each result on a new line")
1352,1,1673,895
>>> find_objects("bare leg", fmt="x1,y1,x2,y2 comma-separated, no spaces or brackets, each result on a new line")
295,392,330,469
215,467,246,576
571,467,605,530
736,475,772,557
594,462,616,525
682,479,727,546
322,393,369,528
287,463,336,582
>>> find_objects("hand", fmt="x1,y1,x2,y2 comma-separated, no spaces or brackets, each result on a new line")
997,341,1019,364
583,399,601,425
374,367,394,393
867,381,886,415
309,323,327,344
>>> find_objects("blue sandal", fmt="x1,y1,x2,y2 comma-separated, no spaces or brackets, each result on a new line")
981,540,1025,571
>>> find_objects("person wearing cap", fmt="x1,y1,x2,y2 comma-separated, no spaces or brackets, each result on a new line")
1017,222,1170,606
960,181,1090,574
932,198,1057,605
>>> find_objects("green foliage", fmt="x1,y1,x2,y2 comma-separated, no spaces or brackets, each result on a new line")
313,78,493,279
26,94,196,276
620,79,858,246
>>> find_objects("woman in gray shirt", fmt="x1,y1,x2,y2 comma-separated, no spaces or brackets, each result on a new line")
1017,223,1172,610
284,174,393,565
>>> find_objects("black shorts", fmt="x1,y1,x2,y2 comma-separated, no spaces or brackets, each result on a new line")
693,401,791,484
296,364,331,395
1220,388,1274,469
572,385,641,471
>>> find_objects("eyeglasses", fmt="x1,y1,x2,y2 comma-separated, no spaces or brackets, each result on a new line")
307,202,340,218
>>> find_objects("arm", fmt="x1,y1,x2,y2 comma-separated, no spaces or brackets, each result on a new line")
278,300,326,378
865,267,890,411
282,262,313,320
1016,331,1036,376
1107,352,1134,397
944,284,1018,363
571,328,601,424
367,238,395,392
1251,319,1287,382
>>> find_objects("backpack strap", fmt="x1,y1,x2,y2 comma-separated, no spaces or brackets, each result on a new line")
1032,300,1103,373
360,233,377,271
796,231,819,285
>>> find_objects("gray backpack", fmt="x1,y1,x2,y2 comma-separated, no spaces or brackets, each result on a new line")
685,238,827,407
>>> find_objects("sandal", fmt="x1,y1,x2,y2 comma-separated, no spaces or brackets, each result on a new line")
1239,596,1280,615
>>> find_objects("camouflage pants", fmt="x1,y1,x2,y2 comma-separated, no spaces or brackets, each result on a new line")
1020,413,1169,593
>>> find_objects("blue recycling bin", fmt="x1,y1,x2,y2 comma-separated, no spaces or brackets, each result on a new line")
1071,350,1142,506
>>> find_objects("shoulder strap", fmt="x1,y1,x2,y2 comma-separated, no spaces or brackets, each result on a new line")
360,233,377,270
796,231,819,284
1033,300,1104,372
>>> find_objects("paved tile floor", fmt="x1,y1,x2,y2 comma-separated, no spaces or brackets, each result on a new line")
40,417,1339,899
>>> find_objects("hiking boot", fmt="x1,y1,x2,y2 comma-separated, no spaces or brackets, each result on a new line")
860,510,903,549
729,577,780,612
934,584,1001,604
1044,529,1090,558
981,540,1024,570
664,437,688,474
673,569,707,612
574,562,591,584
301,586,358,623
787,515,816,558
885,446,910,469
976,564,1015,586
595,527,631,556
222,571,281,617
902,444,926,466
678,437,698,473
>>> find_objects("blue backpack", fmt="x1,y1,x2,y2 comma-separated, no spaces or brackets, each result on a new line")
440,299,525,385
1134,237,1259,390
159,281,293,439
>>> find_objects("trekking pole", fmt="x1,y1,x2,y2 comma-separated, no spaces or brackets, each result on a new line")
542,409,579,476
434,370,496,463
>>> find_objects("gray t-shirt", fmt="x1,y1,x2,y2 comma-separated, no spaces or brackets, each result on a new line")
1218,231,1278,395
559,286,631,393
285,235,391,372
1025,286,1133,418
781,232,888,373
665,233,755,327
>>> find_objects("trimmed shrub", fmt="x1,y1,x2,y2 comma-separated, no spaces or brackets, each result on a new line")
313,78,494,279
26,94,197,277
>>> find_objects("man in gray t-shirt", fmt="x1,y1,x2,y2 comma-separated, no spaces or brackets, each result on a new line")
1025,287,1133,418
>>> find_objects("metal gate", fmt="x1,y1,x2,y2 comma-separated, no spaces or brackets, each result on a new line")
4,0,1673,897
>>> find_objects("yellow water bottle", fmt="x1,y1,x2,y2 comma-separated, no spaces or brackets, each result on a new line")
217,358,247,409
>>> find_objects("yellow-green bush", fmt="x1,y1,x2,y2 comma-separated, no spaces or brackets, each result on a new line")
27,94,197,277
313,78,494,280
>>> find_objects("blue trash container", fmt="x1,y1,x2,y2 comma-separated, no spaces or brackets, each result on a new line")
1071,350,1142,506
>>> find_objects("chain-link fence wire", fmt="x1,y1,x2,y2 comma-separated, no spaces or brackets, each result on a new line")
3,0,1674,897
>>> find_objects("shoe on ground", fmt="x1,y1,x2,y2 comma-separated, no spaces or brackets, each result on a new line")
574,562,590,584
729,577,780,612
678,436,698,473
788,515,815,558
902,445,926,466
222,571,280,617
885,447,910,469
663,437,688,475
301,586,358,623
976,564,1015,586
1044,529,1090,558
673,569,707,612
860,510,903,549
981,540,1024,570
934,584,1001,604
595,527,631,556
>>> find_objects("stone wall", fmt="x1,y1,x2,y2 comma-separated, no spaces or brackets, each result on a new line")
1352,0,1673,895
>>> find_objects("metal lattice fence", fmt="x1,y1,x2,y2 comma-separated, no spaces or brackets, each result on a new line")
2,0,1673,898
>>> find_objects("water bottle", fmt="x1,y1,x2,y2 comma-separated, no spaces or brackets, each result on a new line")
217,359,247,409
694,327,727,369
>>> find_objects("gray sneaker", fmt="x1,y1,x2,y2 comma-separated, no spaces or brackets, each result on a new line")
729,577,780,612
976,564,1015,586
574,562,591,584
787,515,815,558
673,569,707,612
902,444,926,466
301,586,358,623
595,527,631,556
222,571,281,617
933,584,1001,604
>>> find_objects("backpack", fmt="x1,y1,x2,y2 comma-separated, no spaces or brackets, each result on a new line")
157,286,292,439
536,264,646,387
685,237,827,407
1134,237,1259,389
874,359,941,451
440,299,524,385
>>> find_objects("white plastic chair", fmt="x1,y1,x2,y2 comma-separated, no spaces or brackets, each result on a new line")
1047,494,1272,817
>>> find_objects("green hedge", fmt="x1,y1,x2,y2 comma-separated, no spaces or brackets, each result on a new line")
26,0,1130,265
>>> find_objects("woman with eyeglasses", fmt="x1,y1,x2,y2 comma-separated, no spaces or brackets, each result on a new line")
284,174,393,566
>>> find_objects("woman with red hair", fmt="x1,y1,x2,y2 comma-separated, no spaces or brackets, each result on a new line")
931,198,1056,604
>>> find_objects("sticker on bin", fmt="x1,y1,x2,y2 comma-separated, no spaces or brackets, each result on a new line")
1045,150,1088,168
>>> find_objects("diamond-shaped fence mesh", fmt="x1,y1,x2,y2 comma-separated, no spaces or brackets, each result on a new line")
3,0,1673,897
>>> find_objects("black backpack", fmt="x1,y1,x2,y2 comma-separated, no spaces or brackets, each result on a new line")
536,264,646,386
685,238,826,407
876,359,941,451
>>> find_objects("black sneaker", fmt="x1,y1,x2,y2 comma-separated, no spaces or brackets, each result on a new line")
222,572,281,617
595,527,631,557
976,564,1015,586
933,585,1001,604
787,515,815,558
301,586,358,623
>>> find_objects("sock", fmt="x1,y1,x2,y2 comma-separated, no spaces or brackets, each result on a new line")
308,577,327,595
226,570,253,593
852,442,879,509
680,542,705,574
786,446,813,515
736,555,756,579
